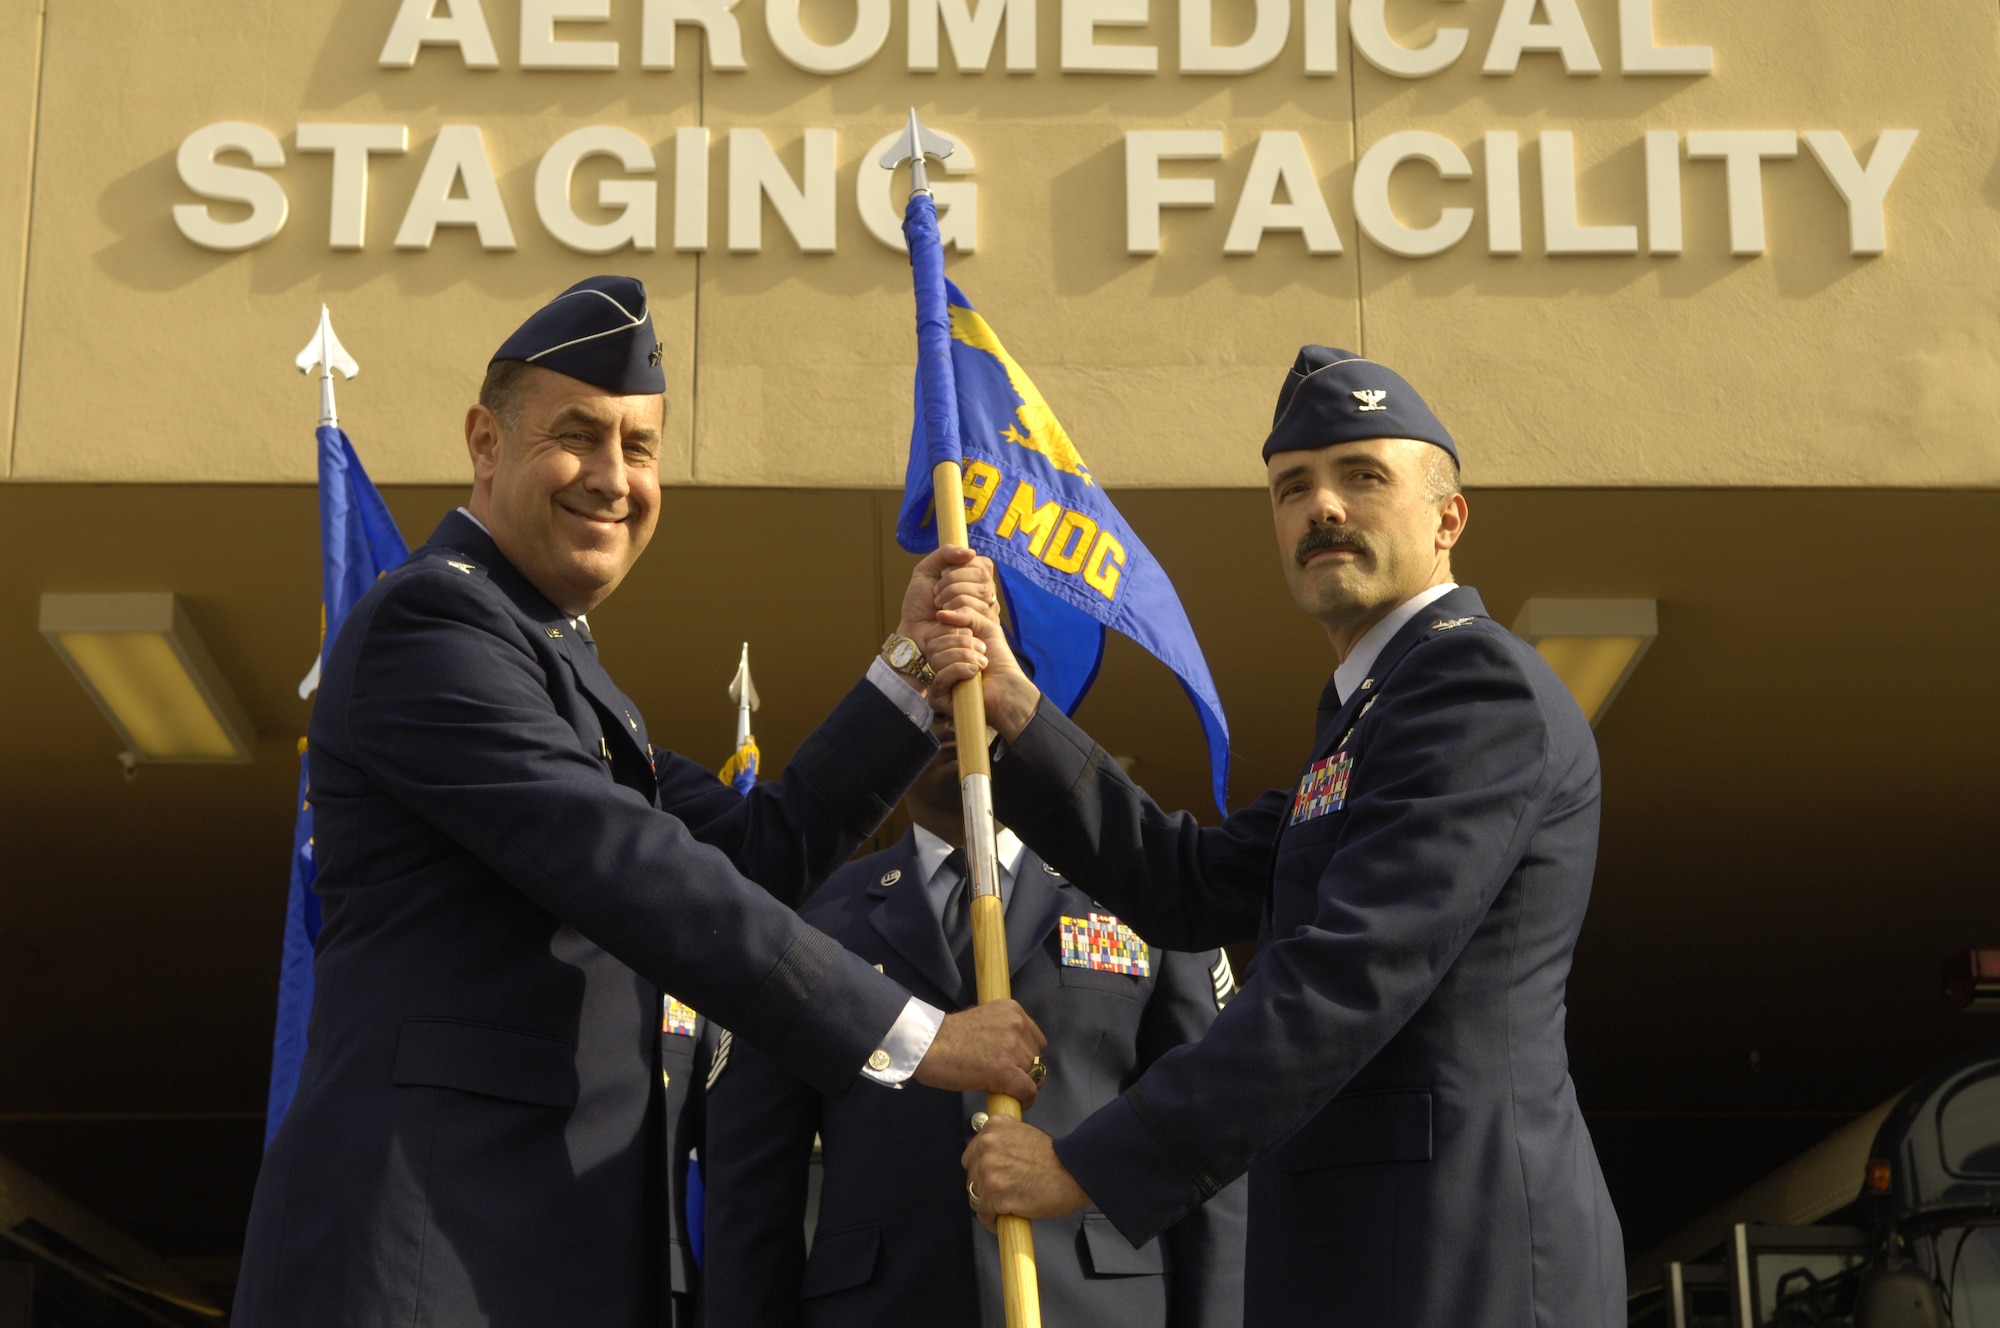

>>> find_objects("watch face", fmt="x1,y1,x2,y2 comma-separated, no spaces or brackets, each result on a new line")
890,639,918,669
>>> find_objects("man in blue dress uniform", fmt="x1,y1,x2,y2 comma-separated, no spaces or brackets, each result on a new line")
234,277,1045,1328
700,717,1248,1328
958,347,1626,1327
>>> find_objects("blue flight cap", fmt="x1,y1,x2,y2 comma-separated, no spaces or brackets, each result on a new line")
1262,346,1457,466
490,275,666,395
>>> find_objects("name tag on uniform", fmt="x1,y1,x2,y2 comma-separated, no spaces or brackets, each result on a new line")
1291,749,1354,825
661,996,698,1038
1059,913,1150,977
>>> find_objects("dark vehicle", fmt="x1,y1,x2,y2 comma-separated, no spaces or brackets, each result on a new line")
1629,1040,2000,1328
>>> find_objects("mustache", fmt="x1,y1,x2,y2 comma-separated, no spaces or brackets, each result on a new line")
1295,524,1370,566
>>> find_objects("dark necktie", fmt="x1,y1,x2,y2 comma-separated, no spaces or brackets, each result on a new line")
940,849,978,1000
572,616,598,654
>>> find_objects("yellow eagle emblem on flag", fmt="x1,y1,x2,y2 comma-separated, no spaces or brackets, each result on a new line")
949,303,1095,487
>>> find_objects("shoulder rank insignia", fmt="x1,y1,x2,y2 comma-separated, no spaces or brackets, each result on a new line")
1059,913,1150,977
705,1027,733,1090
1429,617,1474,631
661,995,698,1038
1291,749,1354,825
446,559,477,575
1210,951,1237,1009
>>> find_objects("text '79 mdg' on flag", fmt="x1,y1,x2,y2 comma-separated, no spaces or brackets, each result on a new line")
891,181,1231,812
268,307,409,1148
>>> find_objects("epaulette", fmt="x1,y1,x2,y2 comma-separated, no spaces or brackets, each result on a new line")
431,550,489,583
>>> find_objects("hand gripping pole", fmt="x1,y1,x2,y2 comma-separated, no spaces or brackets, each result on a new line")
934,459,1042,1328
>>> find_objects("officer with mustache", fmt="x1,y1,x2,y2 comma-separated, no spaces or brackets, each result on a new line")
957,346,1626,1328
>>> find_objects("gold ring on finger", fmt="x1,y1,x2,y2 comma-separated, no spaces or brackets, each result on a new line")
1028,1056,1048,1085
968,1179,982,1205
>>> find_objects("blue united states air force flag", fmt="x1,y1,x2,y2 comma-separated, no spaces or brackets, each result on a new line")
895,194,1231,810
265,425,408,1147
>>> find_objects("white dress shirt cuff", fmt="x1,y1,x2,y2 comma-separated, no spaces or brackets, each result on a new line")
866,655,932,729
861,996,944,1086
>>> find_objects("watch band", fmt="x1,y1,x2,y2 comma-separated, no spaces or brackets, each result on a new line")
880,633,936,685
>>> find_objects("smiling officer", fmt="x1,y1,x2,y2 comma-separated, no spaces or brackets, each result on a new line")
234,276,1045,1328
957,345,1626,1328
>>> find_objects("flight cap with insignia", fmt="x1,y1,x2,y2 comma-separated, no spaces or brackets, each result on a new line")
1262,345,1457,466
490,275,667,395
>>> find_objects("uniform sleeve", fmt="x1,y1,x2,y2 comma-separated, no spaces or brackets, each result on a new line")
1049,631,1569,1245
991,701,1284,951
647,678,931,908
1137,951,1247,1328
698,1038,819,1328
334,567,924,1096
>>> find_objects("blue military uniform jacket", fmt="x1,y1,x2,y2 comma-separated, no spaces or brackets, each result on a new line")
235,512,936,1328
992,587,1625,1328
700,831,1248,1328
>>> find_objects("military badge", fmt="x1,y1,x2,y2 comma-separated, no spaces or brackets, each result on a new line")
1290,749,1354,824
1210,951,1237,1009
1429,617,1473,631
705,1028,733,1089
1059,913,1150,977
661,995,698,1037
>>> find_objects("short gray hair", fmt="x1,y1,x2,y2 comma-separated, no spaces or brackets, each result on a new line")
478,360,539,432
1422,446,1461,504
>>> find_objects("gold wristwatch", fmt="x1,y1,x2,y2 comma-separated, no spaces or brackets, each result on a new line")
880,633,935,685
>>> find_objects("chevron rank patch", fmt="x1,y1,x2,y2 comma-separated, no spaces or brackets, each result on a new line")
1291,749,1354,825
1210,951,1237,1009
661,995,698,1038
1059,913,1150,977
706,1028,733,1090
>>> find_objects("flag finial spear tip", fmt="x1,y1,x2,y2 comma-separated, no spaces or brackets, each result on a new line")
296,304,360,428
878,108,956,197
729,642,760,713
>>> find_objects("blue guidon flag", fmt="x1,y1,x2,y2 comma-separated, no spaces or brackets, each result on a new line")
894,192,1230,811
266,424,408,1148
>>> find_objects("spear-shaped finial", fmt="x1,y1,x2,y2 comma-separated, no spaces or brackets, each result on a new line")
728,642,759,750
295,304,360,428
878,107,957,199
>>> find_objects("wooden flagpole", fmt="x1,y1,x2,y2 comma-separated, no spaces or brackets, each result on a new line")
881,107,1040,1327
932,460,1041,1328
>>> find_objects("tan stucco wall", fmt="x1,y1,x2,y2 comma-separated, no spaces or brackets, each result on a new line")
7,0,1997,487
0,0,47,480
